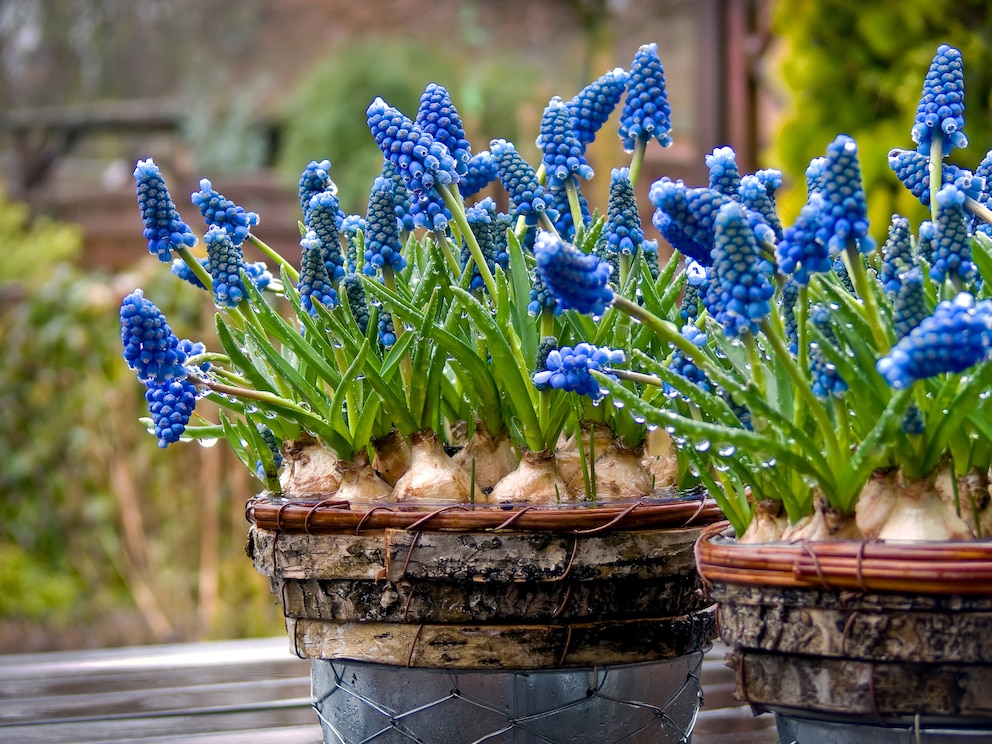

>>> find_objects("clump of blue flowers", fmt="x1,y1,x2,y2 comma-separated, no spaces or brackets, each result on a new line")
118,41,992,533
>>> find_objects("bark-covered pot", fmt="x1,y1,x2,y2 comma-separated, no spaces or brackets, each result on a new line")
695,521,992,734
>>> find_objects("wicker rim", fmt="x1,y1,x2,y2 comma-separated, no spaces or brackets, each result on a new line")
694,521,992,595
245,492,724,534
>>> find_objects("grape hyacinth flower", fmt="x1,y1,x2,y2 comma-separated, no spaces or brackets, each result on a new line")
703,201,775,337
120,289,190,383
458,151,497,199
618,42,672,151
191,179,259,246
567,67,628,148
780,277,801,353
877,294,992,389
533,232,614,316
549,181,591,242
178,339,210,372
755,168,784,200
739,174,783,241
974,150,992,237
460,198,507,293
307,191,347,281
808,304,848,398
363,176,407,277
203,225,247,308
887,148,980,206
170,256,271,294
879,215,914,296
930,184,975,285
642,238,661,280
537,96,594,189
381,160,416,233
805,156,827,196
255,424,284,481
145,377,198,448
666,324,710,397
816,135,874,255
416,82,472,176
491,138,555,227
527,271,561,317
532,342,625,401
893,266,928,340
133,158,197,262
298,159,335,224
378,310,396,348
705,147,741,198
409,189,452,232
297,230,338,316
367,96,460,199
680,260,707,324
342,273,370,336
340,214,366,274
604,167,643,255
917,220,937,265
912,44,967,157
649,179,731,265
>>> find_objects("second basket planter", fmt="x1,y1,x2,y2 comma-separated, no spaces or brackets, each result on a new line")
695,521,992,738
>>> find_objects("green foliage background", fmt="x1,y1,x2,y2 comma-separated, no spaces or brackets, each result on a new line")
769,1,992,239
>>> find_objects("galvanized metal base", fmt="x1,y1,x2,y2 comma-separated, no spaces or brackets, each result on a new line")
311,651,705,743
775,713,992,743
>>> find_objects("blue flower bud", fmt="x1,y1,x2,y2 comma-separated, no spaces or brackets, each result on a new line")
618,43,672,152
133,158,197,262
533,232,614,316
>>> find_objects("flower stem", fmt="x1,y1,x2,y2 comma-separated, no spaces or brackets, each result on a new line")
439,183,498,299
929,135,943,220
175,245,213,292
248,234,299,283
565,179,584,237
627,138,648,189
843,243,890,352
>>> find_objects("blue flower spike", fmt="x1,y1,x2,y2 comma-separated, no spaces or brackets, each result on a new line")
649,178,731,266
887,148,980,206
416,82,472,176
459,151,498,199
120,289,189,383
618,42,672,152
145,378,199,448
817,135,874,255
363,176,407,277
367,96,460,200
491,138,555,228
931,184,975,286
877,294,992,389
879,215,914,296
705,147,741,198
666,324,710,397
568,67,629,148
776,193,829,285
703,201,775,338
532,342,625,401
533,231,614,317
297,230,338,316
298,159,335,224
912,44,968,157
203,226,247,308
191,179,259,247
133,158,197,262
537,96,594,190
604,167,643,255
307,191,346,281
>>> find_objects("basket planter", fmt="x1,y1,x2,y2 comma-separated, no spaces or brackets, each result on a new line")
247,493,723,743
695,521,992,739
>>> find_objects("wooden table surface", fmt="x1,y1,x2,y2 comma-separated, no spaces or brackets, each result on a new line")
0,637,778,743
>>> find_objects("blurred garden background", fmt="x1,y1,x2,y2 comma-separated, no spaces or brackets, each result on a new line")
1,0,991,652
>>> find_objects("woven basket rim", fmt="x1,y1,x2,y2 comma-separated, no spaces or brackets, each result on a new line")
695,520,992,595
246,491,724,534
